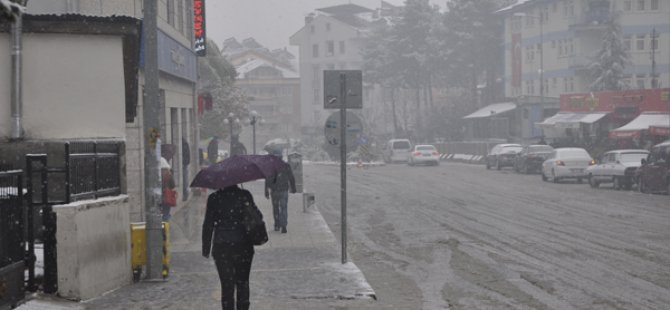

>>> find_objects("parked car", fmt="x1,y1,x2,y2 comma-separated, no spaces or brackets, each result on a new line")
383,139,412,163
407,144,440,166
586,149,649,190
541,147,595,183
514,145,554,174
636,140,670,194
486,144,522,170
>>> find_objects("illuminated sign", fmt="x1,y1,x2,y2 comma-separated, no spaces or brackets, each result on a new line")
193,0,206,56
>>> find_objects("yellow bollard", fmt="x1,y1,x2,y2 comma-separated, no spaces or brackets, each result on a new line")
130,222,170,282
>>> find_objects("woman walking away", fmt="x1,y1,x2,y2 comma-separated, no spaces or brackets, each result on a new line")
202,184,259,310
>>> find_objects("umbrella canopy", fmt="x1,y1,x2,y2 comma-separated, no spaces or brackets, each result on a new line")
190,154,286,189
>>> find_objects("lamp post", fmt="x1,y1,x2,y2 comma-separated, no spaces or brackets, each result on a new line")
514,12,544,119
249,110,261,154
223,112,239,157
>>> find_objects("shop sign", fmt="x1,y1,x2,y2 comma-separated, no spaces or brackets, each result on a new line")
194,0,206,56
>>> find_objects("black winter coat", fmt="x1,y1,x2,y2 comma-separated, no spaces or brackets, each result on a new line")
202,186,256,258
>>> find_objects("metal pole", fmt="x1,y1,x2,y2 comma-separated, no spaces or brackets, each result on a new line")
229,119,234,156
339,73,347,264
10,10,24,140
539,14,544,125
142,0,164,280
252,117,257,154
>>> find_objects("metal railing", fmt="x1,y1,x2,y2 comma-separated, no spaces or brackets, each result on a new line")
67,141,122,202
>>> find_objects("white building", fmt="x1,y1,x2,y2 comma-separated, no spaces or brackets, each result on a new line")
495,0,670,141
499,0,670,99
27,0,200,222
223,38,301,152
289,4,375,134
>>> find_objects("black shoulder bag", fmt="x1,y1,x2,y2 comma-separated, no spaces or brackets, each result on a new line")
242,197,269,246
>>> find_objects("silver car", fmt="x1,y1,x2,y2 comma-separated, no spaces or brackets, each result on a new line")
586,149,649,190
541,148,595,183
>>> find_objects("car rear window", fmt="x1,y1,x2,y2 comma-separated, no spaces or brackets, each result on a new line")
393,141,411,149
620,153,648,163
559,149,589,158
528,145,553,153
416,146,435,151
502,146,522,153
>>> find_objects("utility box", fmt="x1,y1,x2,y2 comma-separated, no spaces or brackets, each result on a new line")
288,153,303,193
303,193,315,212
130,222,170,282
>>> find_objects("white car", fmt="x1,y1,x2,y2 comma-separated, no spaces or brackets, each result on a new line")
541,148,594,183
384,139,412,163
408,145,440,166
586,149,649,190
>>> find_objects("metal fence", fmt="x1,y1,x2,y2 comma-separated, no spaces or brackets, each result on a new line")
0,169,25,308
67,141,122,201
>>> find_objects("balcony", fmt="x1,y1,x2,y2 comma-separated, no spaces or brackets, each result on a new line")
570,9,610,30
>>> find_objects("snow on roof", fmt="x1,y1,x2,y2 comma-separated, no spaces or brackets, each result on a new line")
496,0,536,14
463,102,517,119
236,58,298,79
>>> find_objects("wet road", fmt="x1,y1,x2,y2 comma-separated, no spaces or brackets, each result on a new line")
305,162,670,310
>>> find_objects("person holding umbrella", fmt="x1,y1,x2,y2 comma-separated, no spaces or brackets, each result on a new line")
202,184,258,310
193,154,284,310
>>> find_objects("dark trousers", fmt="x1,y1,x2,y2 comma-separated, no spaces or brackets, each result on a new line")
214,253,254,310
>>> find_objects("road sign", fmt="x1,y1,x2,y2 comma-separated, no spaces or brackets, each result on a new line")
323,70,362,109
324,111,363,149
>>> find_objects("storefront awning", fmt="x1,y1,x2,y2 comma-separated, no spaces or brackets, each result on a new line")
609,113,670,138
463,102,516,119
537,112,608,128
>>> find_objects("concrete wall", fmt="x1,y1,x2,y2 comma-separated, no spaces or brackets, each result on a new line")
0,33,126,140
54,195,131,301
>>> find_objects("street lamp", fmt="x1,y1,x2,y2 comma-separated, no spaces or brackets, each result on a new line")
514,12,544,116
248,110,264,154
223,112,239,157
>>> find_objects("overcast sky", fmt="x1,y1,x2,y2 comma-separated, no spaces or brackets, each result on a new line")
205,0,445,53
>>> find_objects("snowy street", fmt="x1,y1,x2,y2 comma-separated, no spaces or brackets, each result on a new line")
307,162,670,309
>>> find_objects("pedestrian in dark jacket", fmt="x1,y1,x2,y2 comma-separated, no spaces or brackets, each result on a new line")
207,136,220,164
202,185,258,310
265,153,296,233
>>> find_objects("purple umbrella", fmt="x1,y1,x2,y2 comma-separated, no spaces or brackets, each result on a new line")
190,154,286,189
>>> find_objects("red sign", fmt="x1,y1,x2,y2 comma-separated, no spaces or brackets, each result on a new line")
650,126,670,136
194,0,206,56
559,88,670,113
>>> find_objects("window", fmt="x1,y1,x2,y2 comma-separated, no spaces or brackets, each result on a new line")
326,41,334,56
650,0,659,10
312,44,319,57
569,77,574,92
623,35,632,50
310,25,315,34
637,0,645,10
313,89,320,105
624,0,632,11
339,41,345,54
636,34,645,50
552,77,557,90
636,75,646,89
563,77,568,92
177,0,184,34
326,23,331,32
312,65,321,86
569,39,574,55
167,0,175,26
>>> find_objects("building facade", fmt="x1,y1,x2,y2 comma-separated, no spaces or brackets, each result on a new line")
289,4,374,134
222,38,301,152
27,0,200,222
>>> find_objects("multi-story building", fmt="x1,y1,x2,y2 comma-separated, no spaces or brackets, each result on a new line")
497,0,670,141
289,4,375,135
222,38,300,152
27,0,200,222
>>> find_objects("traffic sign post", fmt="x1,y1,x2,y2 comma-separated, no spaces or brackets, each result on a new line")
323,70,362,264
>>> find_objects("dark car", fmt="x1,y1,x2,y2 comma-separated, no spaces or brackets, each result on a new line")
514,145,554,174
636,140,670,194
486,144,522,170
